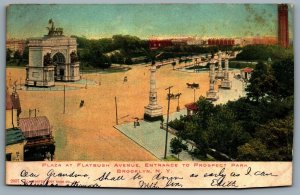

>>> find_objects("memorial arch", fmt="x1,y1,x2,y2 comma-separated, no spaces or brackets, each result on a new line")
25,20,80,87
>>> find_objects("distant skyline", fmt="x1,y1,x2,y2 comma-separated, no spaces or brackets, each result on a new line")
7,4,294,40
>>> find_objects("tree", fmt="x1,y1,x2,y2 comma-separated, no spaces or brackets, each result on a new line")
271,58,294,98
14,50,22,60
13,50,22,65
22,46,29,63
6,48,12,61
182,121,199,140
236,45,293,61
237,114,293,161
246,62,277,102
237,139,270,161
206,106,250,158
170,137,187,159
195,96,215,129
255,114,293,160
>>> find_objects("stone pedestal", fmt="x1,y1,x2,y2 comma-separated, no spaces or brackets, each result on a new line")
221,80,232,89
25,66,55,87
144,105,163,121
206,90,219,101
144,65,163,121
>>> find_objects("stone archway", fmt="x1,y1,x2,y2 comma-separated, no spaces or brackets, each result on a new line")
53,52,66,65
52,52,66,80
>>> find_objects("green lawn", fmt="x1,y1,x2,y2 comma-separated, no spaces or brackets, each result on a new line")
164,155,180,161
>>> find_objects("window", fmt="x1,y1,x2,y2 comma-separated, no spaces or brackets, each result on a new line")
6,153,12,161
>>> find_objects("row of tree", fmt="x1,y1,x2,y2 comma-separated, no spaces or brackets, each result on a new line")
236,45,293,61
169,55,294,161
73,35,149,68
6,47,29,66
73,35,243,69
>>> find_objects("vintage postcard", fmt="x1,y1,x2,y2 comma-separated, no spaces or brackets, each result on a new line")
5,4,293,188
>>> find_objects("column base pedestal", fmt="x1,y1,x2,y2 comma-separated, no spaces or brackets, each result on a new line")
220,80,232,89
144,105,163,122
206,90,219,101
216,71,224,79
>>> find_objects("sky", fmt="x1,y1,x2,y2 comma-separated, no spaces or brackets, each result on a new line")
6,4,294,40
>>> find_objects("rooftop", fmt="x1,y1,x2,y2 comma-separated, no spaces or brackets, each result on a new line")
241,67,254,73
6,128,26,146
185,102,198,111
19,116,51,138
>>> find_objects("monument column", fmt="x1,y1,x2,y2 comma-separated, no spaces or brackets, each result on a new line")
144,64,163,121
221,54,232,89
206,59,219,101
216,51,224,79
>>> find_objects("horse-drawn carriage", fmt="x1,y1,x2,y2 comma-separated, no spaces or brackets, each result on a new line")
186,82,199,88
166,93,182,100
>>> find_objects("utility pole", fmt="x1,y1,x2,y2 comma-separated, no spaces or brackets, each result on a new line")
29,108,39,117
8,72,12,87
164,85,173,159
176,93,182,112
63,85,66,114
12,105,14,128
194,87,196,102
115,96,118,125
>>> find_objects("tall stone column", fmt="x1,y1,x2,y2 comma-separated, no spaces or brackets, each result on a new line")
224,55,229,79
206,59,219,101
221,54,232,89
144,64,163,121
209,62,215,90
216,50,224,79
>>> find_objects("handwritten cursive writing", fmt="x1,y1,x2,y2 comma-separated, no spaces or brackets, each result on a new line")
20,170,39,178
94,172,125,182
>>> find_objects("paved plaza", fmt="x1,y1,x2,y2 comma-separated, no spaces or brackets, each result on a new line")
115,109,195,161
214,69,247,105
115,69,245,161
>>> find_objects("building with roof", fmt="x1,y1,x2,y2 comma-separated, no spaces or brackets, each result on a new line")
6,38,27,55
6,86,55,161
185,102,198,116
5,88,26,161
149,39,173,50
6,89,18,129
240,67,253,80
207,38,235,46
6,128,27,161
19,116,55,161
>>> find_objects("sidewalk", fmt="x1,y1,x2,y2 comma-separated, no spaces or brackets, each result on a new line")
115,109,195,161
